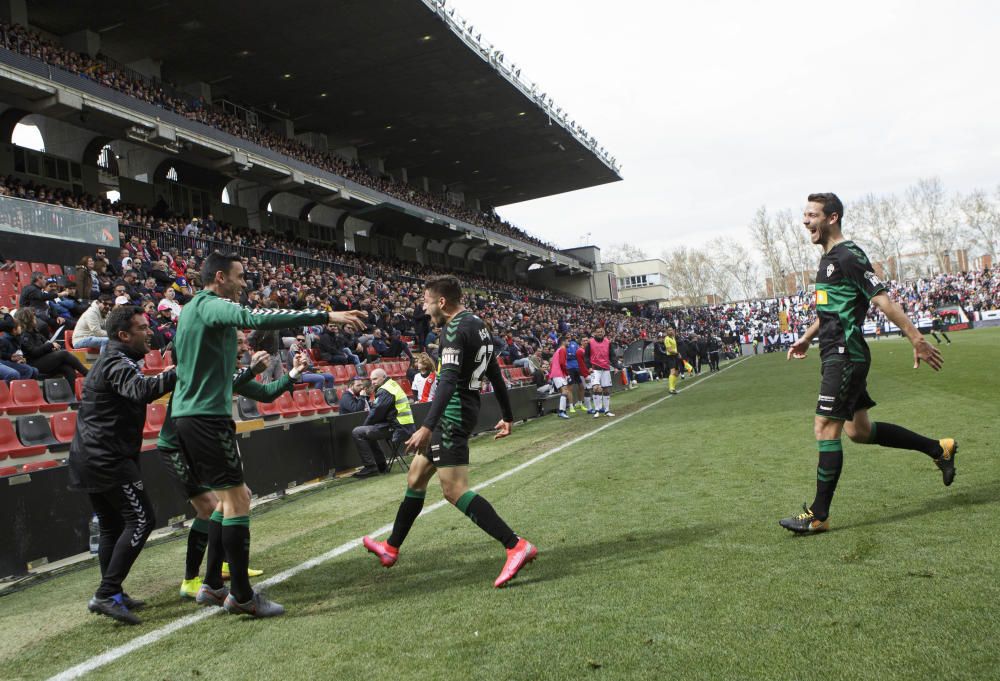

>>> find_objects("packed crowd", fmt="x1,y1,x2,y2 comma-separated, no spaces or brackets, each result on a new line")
0,20,557,251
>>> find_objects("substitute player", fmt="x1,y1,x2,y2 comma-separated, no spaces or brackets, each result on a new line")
548,337,573,419
162,332,308,599
585,326,615,417
172,252,366,617
363,276,536,587
780,193,956,533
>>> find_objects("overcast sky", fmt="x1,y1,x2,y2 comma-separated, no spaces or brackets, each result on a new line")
451,0,1000,259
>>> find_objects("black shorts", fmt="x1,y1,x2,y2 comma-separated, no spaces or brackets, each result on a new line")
159,446,212,499
174,416,244,490
567,368,583,384
664,356,680,371
816,360,876,421
420,393,478,468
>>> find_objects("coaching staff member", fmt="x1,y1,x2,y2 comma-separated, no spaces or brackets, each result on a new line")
68,305,177,625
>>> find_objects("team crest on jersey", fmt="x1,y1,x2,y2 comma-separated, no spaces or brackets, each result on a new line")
826,264,835,277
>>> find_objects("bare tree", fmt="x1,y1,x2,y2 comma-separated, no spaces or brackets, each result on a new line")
709,236,764,301
775,208,815,292
907,177,959,273
602,242,648,264
849,192,907,280
748,205,789,296
956,188,1000,261
662,246,713,305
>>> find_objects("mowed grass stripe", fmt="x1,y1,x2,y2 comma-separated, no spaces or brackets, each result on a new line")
38,359,752,681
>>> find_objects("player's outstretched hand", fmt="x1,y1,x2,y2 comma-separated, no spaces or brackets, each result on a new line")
249,350,271,375
787,337,810,360
405,426,432,455
493,419,512,440
913,337,943,371
329,309,368,331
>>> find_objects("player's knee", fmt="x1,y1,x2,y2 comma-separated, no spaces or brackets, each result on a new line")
440,482,464,505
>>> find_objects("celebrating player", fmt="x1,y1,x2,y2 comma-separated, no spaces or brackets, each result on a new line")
363,275,536,587
779,193,956,534
172,251,366,617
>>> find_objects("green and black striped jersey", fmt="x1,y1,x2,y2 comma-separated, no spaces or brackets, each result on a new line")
814,241,886,363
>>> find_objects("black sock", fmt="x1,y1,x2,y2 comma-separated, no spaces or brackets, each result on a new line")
810,440,843,521
203,510,225,589
185,518,210,581
388,488,425,549
221,516,252,603
871,422,942,459
456,491,518,549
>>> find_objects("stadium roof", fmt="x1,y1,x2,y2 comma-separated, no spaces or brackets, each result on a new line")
25,0,621,208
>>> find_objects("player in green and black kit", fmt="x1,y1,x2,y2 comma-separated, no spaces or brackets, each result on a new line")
172,252,366,617
162,331,309,599
780,193,957,533
363,275,537,587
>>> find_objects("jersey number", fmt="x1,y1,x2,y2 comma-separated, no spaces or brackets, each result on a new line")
469,344,493,390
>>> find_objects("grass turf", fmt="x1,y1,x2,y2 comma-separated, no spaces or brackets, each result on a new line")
2,328,998,681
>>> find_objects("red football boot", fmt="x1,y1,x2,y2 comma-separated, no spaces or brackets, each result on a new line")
494,538,537,588
362,536,398,567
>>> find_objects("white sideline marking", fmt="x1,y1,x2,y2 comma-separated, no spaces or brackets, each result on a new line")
49,357,752,680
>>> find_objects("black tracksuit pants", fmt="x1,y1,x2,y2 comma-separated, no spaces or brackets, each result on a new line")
88,481,156,598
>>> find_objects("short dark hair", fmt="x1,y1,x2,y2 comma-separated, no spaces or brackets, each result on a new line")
98,294,113,303
424,275,462,306
107,305,143,339
807,193,844,225
200,251,241,284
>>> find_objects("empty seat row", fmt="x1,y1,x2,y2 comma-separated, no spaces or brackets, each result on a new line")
0,412,76,459
0,459,60,477
0,379,75,415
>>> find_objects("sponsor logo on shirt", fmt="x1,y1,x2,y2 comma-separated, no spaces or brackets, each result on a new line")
442,349,460,365
815,290,828,305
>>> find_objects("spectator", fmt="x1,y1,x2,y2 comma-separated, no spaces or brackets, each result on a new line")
338,378,369,414
19,271,61,332
76,255,99,303
0,317,38,380
73,295,112,353
411,353,436,403
350,368,415,478
157,286,182,320
13,307,88,383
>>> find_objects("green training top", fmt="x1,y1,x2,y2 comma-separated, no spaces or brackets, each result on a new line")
157,368,294,450
171,289,328,418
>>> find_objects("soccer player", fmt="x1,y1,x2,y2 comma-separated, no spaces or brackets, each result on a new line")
585,326,615,417
565,335,585,413
68,305,176,624
547,337,573,419
780,193,956,534
930,309,952,345
363,276,536,588
161,331,309,599
172,252,366,617
663,327,680,394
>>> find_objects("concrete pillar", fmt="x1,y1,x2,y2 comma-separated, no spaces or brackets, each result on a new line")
126,58,162,81
182,81,212,104
332,145,358,161
62,29,100,58
296,131,328,153
268,118,294,140
0,0,27,26
416,176,430,193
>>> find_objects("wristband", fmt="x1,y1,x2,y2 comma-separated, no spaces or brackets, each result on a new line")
289,367,302,380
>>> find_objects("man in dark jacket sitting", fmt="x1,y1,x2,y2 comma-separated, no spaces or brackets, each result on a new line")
339,378,370,414
351,368,415,478
67,305,176,625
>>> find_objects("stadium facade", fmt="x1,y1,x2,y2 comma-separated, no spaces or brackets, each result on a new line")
0,0,620,299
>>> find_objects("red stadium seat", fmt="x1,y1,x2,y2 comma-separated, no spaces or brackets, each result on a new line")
75,376,86,401
0,381,12,414
143,403,166,439
10,380,67,414
46,263,64,279
256,400,281,421
51,412,77,443
163,350,173,367
0,418,46,459
13,261,32,284
0,465,19,476
30,262,47,276
292,391,316,417
143,351,165,375
22,460,59,472
274,392,300,418
332,365,354,383
398,378,412,395
309,389,333,415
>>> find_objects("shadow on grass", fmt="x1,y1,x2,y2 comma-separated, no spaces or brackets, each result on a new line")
279,523,718,618
843,481,1000,530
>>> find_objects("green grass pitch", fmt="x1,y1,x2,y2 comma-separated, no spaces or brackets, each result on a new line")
3,328,998,681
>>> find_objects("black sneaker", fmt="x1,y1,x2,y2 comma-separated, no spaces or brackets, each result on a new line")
935,439,958,486
353,466,381,478
778,504,830,534
121,593,146,610
88,595,141,625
